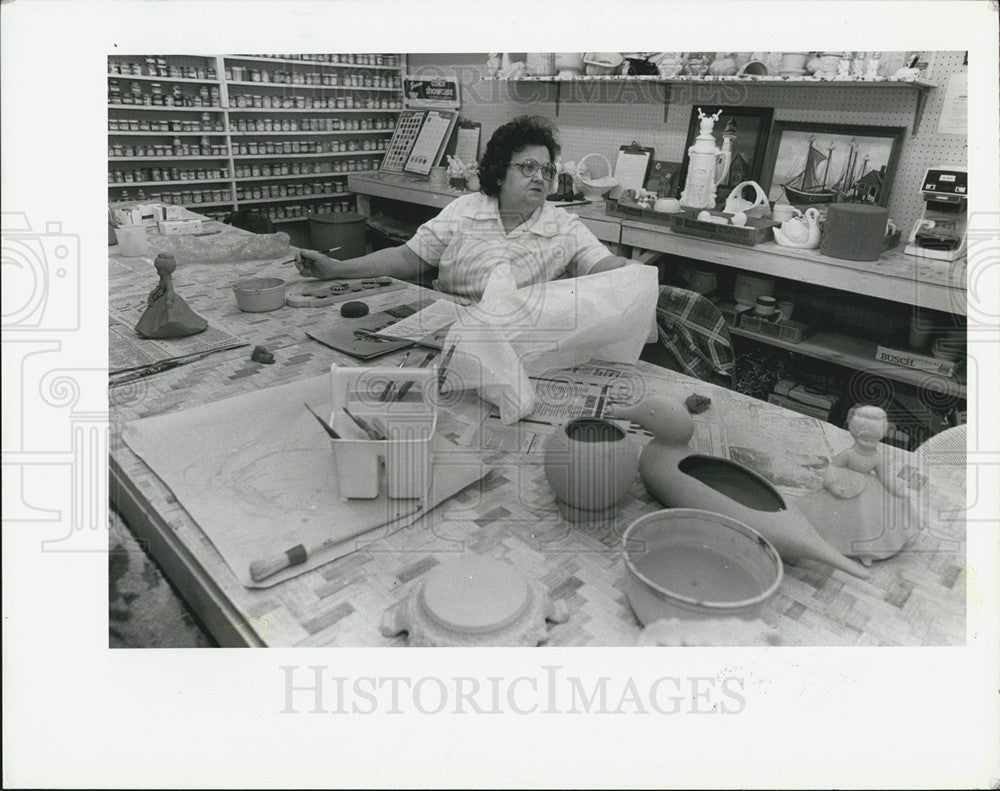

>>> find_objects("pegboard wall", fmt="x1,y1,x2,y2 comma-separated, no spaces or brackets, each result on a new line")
407,52,967,244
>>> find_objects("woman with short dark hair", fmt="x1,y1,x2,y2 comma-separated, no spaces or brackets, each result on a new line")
296,115,626,301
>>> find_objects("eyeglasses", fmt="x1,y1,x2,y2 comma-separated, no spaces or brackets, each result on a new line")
507,159,558,180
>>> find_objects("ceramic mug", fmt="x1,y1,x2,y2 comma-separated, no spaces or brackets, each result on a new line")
777,300,795,322
771,203,802,223
754,296,784,322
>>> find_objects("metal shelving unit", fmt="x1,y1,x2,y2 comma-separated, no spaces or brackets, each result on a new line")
108,53,405,220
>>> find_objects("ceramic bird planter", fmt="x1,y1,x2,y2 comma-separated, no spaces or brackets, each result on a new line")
543,417,639,521
380,556,569,646
794,405,918,565
773,206,821,248
611,396,871,579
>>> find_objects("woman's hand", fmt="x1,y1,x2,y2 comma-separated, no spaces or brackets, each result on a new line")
295,249,342,280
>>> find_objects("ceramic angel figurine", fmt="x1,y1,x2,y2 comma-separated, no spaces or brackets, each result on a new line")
795,405,917,565
134,252,208,339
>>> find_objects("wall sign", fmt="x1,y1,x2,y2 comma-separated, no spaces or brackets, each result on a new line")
403,77,461,109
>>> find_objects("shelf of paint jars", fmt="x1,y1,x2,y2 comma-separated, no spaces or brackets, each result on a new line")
109,176,232,188
270,198,359,222
109,80,221,108
230,139,389,155
107,72,220,86
229,116,396,132
232,159,381,179
232,150,387,161
236,181,352,201
109,167,231,185
227,93,401,110
224,54,401,70
226,75,401,89
110,189,234,208
226,105,400,114
107,103,226,113
107,115,226,132
112,137,227,155
109,55,219,80
237,191,354,206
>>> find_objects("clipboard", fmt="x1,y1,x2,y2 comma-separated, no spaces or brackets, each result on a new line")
610,141,654,200
444,119,481,165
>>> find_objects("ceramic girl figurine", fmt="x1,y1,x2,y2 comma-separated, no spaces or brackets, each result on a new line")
134,252,208,339
796,405,916,565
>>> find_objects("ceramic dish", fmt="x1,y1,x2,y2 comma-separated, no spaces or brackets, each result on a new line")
622,508,783,624
380,555,569,646
232,277,286,312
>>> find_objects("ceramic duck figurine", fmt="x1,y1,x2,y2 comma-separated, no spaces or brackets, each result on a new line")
794,405,917,565
611,396,871,579
773,206,821,248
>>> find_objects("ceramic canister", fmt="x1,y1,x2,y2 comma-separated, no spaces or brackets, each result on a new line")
543,417,639,521
821,202,891,261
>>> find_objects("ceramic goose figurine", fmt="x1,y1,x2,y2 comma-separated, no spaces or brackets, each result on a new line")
612,396,871,579
773,206,821,249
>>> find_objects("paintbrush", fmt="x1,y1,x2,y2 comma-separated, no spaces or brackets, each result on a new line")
378,352,411,402
304,403,340,439
287,245,342,267
343,406,385,440
436,343,457,394
392,349,437,401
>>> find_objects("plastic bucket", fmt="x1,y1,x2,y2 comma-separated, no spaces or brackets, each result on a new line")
308,212,367,259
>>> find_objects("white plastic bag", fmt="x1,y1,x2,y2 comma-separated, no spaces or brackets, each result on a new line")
442,263,658,423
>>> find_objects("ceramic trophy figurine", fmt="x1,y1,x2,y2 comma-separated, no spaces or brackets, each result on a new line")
610,396,871,579
679,108,732,210
134,252,208,339
795,405,917,565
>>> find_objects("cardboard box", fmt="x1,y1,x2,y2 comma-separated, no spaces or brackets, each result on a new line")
738,313,818,343
772,378,840,411
157,218,204,235
767,393,832,421
875,328,959,377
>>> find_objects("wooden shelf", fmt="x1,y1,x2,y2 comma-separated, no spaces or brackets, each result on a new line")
730,327,966,398
109,155,229,162
108,73,219,85
226,107,400,114
233,172,361,182
224,55,401,71
108,104,224,112
236,191,354,205
226,81,400,92
229,129,392,136
109,178,231,188
232,149,385,160
107,130,227,136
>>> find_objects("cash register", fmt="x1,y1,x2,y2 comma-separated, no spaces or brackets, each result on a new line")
904,166,968,261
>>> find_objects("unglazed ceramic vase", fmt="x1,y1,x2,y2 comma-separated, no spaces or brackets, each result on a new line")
611,397,871,579
543,417,639,521
380,556,569,646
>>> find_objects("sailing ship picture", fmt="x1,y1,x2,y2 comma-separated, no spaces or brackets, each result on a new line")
763,122,905,208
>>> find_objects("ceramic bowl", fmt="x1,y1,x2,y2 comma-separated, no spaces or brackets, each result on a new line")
622,508,783,624
380,556,569,646
233,277,286,312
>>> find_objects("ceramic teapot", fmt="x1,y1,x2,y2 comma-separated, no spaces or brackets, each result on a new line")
773,206,821,248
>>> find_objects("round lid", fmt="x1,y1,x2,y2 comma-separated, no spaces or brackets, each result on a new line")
419,557,532,635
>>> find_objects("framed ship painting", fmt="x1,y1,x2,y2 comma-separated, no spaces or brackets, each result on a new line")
761,121,905,207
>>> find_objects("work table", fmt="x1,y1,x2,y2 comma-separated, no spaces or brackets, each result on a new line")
107,216,966,648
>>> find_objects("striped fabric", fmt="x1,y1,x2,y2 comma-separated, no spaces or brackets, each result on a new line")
654,285,735,385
